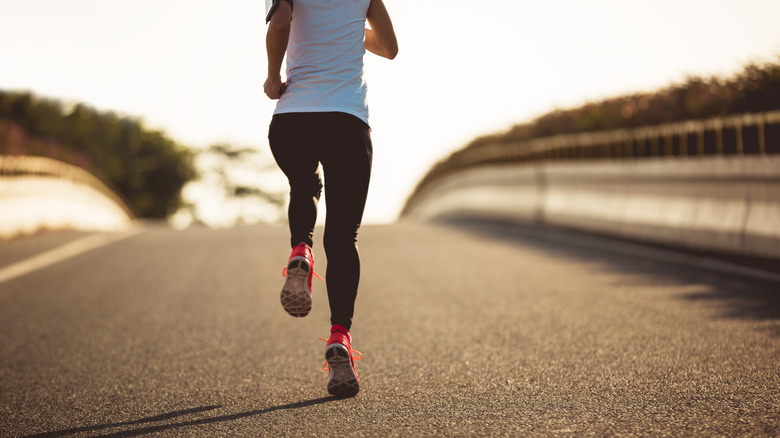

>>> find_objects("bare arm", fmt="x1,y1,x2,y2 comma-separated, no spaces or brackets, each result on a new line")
365,0,398,60
264,1,292,99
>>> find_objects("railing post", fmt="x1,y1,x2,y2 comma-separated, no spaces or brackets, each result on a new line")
650,132,659,157
623,133,632,158
736,121,744,155
696,124,705,156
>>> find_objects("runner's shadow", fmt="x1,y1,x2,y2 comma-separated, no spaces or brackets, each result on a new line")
24,396,340,438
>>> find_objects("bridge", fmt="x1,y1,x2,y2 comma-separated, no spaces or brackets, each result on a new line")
0,112,778,436
0,155,133,239
403,110,780,260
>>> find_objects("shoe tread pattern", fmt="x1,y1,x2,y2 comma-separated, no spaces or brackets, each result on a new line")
280,259,312,317
325,344,359,397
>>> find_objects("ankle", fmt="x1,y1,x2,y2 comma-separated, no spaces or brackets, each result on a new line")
289,242,314,260
330,324,351,342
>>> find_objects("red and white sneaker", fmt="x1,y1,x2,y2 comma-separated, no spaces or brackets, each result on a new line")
280,243,320,317
324,325,362,397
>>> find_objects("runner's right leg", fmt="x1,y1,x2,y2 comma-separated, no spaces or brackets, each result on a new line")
319,112,373,332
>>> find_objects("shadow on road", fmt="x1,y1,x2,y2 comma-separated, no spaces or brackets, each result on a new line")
24,396,340,437
439,216,780,330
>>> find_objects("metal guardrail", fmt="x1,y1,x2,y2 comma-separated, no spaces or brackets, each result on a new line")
478,110,780,162
0,155,134,218
405,110,780,214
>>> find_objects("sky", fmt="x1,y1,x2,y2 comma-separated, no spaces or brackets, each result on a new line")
1,0,779,224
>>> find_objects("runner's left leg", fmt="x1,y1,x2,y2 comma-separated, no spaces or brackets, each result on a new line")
268,113,322,248
269,113,324,317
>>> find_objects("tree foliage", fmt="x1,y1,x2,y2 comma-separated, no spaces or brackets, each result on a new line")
0,90,196,218
174,143,286,228
404,57,780,216
463,56,780,151
201,143,284,210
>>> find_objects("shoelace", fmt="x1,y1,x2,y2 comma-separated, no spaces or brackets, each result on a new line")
317,337,363,371
282,266,324,282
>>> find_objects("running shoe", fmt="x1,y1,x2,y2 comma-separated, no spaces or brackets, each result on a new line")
280,243,316,317
324,325,361,397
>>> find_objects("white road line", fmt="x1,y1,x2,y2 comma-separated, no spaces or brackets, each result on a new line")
0,229,142,286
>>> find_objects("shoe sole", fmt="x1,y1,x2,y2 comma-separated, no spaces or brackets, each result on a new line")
325,343,359,397
280,258,312,317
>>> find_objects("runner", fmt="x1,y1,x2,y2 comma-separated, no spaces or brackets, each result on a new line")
264,0,397,397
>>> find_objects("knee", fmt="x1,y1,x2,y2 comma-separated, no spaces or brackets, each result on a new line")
289,173,323,200
323,223,359,255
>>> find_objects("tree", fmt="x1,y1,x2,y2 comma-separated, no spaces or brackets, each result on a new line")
0,90,196,218
174,143,285,228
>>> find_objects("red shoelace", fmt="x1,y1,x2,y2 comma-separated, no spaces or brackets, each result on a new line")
318,337,363,371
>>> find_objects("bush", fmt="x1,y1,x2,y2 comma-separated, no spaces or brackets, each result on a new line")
0,91,196,218
464,56,780,151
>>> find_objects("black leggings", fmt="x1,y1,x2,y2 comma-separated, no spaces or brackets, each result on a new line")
268,112,373,331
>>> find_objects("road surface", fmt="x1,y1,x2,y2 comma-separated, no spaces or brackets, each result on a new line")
1,220,778,436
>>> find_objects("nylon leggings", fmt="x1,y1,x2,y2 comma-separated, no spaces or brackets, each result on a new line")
268,112,373,331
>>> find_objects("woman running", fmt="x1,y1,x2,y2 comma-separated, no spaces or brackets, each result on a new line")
264,0,397,397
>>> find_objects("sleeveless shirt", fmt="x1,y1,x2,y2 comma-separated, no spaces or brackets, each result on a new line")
274,0,372,126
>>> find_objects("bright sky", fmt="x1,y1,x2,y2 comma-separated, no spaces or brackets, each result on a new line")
1,0,779,224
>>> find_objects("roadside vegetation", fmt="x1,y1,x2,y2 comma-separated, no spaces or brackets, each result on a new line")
403,56,780,216
463,56,780,151
0,91,196,218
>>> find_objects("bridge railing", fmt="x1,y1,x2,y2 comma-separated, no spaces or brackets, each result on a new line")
0,155,134,238
406,110,780,212
489,110,780,160
0,155,134,218
402,110,780,260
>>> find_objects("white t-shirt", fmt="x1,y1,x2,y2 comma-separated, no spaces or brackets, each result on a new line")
274,0,372,125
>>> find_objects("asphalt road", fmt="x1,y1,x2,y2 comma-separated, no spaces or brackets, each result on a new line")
0,220,778,437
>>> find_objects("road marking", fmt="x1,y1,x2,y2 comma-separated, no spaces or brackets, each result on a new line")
0,229,142,286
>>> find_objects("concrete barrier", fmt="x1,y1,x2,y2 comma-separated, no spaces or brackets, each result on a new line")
406,166,543,223
0,156,133,239
403,156,780,260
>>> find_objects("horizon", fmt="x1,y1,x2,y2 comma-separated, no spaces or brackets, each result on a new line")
1,0,779,224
